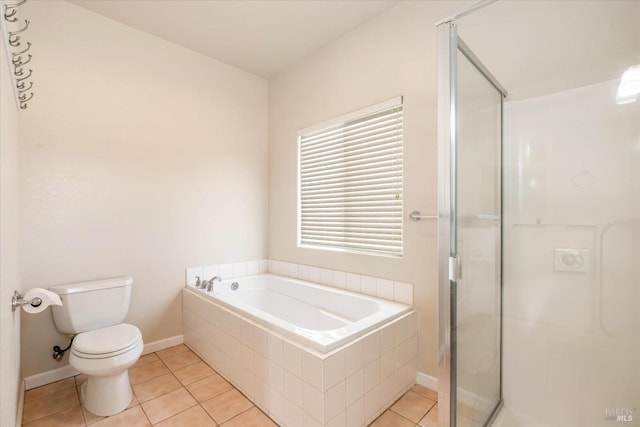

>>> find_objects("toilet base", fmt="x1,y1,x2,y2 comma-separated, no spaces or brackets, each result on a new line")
81,370,133,417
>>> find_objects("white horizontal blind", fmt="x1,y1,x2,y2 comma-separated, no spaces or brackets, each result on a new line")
299,100,403,256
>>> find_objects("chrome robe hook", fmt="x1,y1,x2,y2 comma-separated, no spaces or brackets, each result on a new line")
12,53,31,67
8,18,28,35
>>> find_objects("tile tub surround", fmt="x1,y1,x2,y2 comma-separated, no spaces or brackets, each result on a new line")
185,259,413,306
183,288,419,427
186,260,269,287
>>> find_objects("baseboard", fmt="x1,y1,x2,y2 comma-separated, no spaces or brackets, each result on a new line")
24,334,184,390
24,364,80,390
16,380,24,427
142,334,183,355
416,371,438,391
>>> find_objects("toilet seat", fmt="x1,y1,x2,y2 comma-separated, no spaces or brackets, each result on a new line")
72,323,142,359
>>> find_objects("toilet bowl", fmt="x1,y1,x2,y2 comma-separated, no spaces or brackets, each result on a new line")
70,323,143,416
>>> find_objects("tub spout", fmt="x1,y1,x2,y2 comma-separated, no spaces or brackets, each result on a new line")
206,276,222,292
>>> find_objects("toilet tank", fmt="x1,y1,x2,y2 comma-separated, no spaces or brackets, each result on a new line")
49,277,133,334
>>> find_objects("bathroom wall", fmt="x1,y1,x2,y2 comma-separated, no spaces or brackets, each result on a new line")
0,33,23,427
268,0,466,378
19,1,268,377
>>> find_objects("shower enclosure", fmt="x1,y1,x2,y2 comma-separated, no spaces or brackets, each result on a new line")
437,15,506,427
437,1,639,426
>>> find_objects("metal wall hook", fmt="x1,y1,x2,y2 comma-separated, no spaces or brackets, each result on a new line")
12,53,30,66
2,0,35,109
16,80,31,92
8,33,20,46
11,290,42,312
4,7,16,21
12,41,30,55
7,18,27,35
18,91,32,102
4,0,27,12
15,68,31,82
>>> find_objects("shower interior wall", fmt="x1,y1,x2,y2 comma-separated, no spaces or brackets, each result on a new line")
502,79,640,426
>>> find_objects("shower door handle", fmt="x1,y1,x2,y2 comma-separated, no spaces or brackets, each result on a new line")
449,255,462,282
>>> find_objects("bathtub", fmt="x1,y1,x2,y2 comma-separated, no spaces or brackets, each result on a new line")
190,274,410,352
183,273,418,426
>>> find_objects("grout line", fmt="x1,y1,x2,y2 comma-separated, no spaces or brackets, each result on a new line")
22,398,80,426
138,350,212,425
135,356,180,399
389,407,427,425
148,404,196,426
71,384,82,424
79,403,88,426
197,402,222,426
219,405,256,426
196,403,219,426
23,379,77,404
138,404,154,427
182,374,230,404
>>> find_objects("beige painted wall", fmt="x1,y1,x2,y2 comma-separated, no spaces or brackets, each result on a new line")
1,33,23,427
19,1,268,377
268,1,466,377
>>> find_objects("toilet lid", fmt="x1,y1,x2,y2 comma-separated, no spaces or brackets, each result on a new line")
73,323,141,355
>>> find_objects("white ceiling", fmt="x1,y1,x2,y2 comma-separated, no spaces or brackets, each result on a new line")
68,0,400,78
457,0,640,100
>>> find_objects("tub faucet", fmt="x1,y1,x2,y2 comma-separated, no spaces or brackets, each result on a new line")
206,276,222,292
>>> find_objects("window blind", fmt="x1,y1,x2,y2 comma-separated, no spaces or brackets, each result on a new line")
298,99,403,256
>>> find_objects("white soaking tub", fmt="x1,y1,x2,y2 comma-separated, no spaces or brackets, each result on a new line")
183,273,418,427
193,274,410,352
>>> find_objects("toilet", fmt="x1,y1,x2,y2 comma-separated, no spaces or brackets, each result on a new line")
49,277,143,417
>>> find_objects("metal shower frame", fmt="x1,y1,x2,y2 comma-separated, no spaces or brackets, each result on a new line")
436,1,507,425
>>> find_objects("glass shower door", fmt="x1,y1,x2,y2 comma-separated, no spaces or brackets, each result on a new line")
455,40,503,427
438,22,506,427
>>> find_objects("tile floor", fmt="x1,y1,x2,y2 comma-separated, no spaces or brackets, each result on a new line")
22,344,440,427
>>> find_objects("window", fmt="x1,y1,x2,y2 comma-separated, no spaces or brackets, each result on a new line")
298,97,403,257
